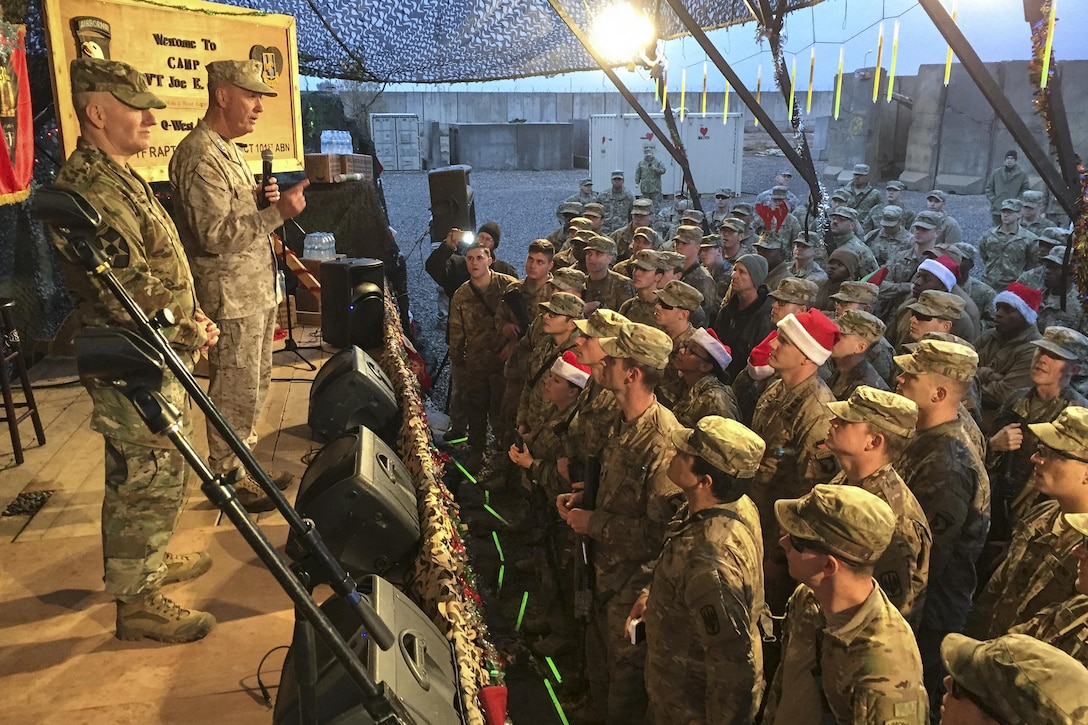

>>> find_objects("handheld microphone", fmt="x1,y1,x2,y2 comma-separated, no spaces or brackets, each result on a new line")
258,149,274,209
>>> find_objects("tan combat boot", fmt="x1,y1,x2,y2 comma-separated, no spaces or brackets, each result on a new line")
234,475,276,512
162,551,213,585
116,592,216,643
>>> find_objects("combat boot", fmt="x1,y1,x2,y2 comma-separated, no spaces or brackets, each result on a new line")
265,469,296,491
162,551,212,585
234,475,276,512
116,591,216,643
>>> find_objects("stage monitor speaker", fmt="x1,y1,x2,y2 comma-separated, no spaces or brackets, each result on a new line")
308,346,401,444
428,165,475,243
321,258,385,349
288,425,419,581
273,576,464,725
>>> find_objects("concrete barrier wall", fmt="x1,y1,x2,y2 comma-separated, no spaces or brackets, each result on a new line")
449,123,573,170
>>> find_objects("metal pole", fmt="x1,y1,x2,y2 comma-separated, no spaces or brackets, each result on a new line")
916,0,1078,218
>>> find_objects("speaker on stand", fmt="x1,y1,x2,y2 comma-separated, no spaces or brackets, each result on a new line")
428,165,475,243
320,258,385,350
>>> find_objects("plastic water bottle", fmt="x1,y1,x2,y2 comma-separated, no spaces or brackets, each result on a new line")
303,233,321,258
320,130,334,154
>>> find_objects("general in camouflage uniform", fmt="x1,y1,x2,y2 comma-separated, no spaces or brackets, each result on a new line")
763,485,929,725
634,144,666,212
637,417,766,724
50,58,216,642
170,60,306,504
826,386,933,628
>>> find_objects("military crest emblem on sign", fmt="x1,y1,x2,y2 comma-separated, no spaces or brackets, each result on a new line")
71,16,112,59
249,45,283,86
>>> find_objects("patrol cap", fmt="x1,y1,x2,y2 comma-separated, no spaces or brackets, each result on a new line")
1021,190,1045,208
779,169,794,178
567,229,593,245
907,290,964,321
879,205,904,227
574,308,629,338
599,322,673,369
1041,227,1070,244
632,226,662,248
828,386,918,438
1031,326,1088,361
719,217,746,233
656,250,687,272
642,143,654,153
886,180,906,191
657,280,703,312
584,235,617,256
830,189,852,203
771,185,789,200
610,169,625,179
912,210,942,230
672,416,766,479
550,267,586,292
927,189,947,202
1043,245,1068,266
579,177,593,186
831,281,879,305
731,202,753,216
680,209,705,224
70,58,166,110
769,277,819,306
829,206,858,222
700,234,723,249
629,249,661,271
835,309,886,344
714,187,731,198
941,633,1088,725
852,163,871,175
913,331,976,350
893,339,979,382
206,59,277,96
567,216,593,232
559,201,583,216
775,484,896,564
672,225,703,247
754,230,789,251
631,198,654,215
582,202,605,219
1028,406,1088,460
539,291,585,318
1001,198,1023,212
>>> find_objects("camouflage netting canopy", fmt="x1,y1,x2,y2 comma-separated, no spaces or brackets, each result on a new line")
221,0,820,82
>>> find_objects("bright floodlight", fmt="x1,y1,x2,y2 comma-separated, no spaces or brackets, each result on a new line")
591,4,656,64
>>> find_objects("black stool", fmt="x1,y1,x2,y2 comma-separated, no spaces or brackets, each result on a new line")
0,299,46,464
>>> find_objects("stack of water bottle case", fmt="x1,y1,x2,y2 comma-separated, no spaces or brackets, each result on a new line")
303,130,375,184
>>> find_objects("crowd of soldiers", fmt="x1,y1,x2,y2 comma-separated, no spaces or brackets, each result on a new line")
435,159,1088,724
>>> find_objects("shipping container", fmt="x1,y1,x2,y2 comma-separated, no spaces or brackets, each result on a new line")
370,113,422,171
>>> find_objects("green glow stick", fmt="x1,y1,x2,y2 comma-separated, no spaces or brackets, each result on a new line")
492,531,505,561
498,564,505,593
484,504,509,525
545,656,562,683
446,436,468,445
453,461,477,485
515,591,529,631
543,678,569,725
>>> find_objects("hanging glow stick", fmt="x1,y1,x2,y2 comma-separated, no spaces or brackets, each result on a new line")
944,0,958,86
1041,0,1057,89
723,79,730,124
834,46,844,120
788,57,797,121
873,23,884,102
806,47,815,114
661,61,668,111
755,65,761,126
886,21,900,102
680,67,687,120
701,61,708,116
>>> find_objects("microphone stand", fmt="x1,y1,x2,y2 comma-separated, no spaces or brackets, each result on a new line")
274,218,317,371
34,187,416,725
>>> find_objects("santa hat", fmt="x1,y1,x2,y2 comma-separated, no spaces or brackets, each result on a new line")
917,255,959,292
550,350,591,388
690,327,733,372
994,282,1042,325
777,309,841,366
747,331,777,381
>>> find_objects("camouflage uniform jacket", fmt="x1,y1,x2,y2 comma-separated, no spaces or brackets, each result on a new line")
881,244,932,304
496,280,549,381
763,583,928,725
895,419,990,632
831,465,932,629
169,119,278,319
671,374,741,427
611,223,637,260
936,213,963,248
599,188,635,235
1038,285,1088,335
635,157,666,196
644,497,766,724
846,184,886,221
587,399,681,599
1016,264,1045,290
617,295,658,327
962,276,997,330
789,260,829,289
545,225,569,249
828,359,890,401
865,207,915,239
753,209,802,244
763,261,793,295
657,325,696,409
565,191,599,205
980,226,1035,291
449,271,518,374
985,165,1029,214
565,379,619,461
830,231,879,278
1021,215,1055,239
704,260,732,307
968,500,1082,639
867,336,897,388
1010,594,1088,668
526,400,579,501
975,324,1041,411
517,329,580,434
583,270,634,311
863,226,911,267
53,139,204,448
681,262,718,322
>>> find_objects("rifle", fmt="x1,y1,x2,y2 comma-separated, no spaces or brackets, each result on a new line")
574,454,601,620
522,432,570,613
502,288,532,338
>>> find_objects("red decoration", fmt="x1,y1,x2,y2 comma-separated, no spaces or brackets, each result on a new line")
0,26,32,206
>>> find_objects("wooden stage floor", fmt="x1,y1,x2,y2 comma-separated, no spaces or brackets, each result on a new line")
0,326,335,723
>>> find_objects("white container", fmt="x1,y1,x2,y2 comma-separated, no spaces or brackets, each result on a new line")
369,113,421,171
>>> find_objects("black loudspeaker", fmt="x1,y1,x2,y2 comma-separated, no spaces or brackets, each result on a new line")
321,258,385,349
428,165,475,242
309,346,401,444
273,576,464,725
288,425,419,581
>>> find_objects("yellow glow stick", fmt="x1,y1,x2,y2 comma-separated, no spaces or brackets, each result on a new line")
806,47,815,114
755,65,761,126
944,1,957,86
873,23,884,102
701,61,708,116
723,80,730,124
834,46,844,120
1041,0,1057,89
661,62,668,111
887,21,900,102
788,58,797,121
680,67,687,121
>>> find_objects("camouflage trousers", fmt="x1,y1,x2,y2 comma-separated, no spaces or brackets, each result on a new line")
452,364,503,453
586,587,648,723
102,436,188,602
206,306,276,476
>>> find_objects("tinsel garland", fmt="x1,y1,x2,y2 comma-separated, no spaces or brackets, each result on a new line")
1028,0,1088,311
